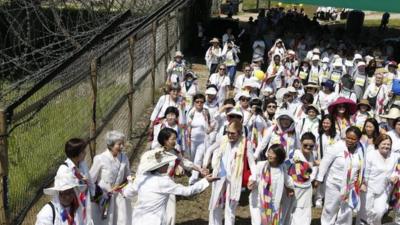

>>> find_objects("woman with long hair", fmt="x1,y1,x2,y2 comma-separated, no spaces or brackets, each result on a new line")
327,97,357,139
361,118,380,152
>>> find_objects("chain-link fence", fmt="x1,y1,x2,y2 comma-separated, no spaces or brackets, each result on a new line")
0,0,203,224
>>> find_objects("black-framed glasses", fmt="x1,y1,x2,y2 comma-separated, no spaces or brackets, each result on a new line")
219,68,226,71
267,105,277,109
195,100,204,104
240,98,250,102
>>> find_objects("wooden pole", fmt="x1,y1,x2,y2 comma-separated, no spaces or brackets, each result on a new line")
175,10,180,51
0,109,9,225
89,58,98,160
128,36,136,138
151,21,157,104
165,17,170,82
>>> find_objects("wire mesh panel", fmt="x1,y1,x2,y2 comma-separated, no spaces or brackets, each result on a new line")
7,76,92,224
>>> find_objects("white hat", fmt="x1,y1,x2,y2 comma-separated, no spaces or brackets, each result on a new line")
44,172,85,195
139,148,177,173
365,55,374,64
205,86,217,95
380,108,400,119
227,107,243,117
184,71,198,79
276,109,294,121
357,61,366,67
243,77,261,89
344,60,353,67
287,86,297,93
333,59,343,67
312,48,321,54
287,50,296,55
261,87,273,96
353,53,362,60
174,51,184,58
311,55,320,61
234,91,251,102
322,57,330,63
209,37,219,43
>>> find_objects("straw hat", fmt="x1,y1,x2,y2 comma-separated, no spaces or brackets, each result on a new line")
305,82,320,89
174,51,184,58
380,107,400,119
139,148,177,173
357,99,372,111
287,86,297,93
209,37,219,43
327,97,357,115
44,172,85,195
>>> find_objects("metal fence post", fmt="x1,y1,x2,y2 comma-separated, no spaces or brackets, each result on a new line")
0,109,9,225
165,17,170,82
151,21,157,104
128,36,136,138
89,58,98,160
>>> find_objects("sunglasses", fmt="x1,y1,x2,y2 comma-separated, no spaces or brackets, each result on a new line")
244,69,251,72
267,105,277,108
195,100,204,104
303,144,315,149
219,68,226,71
240,98,250,102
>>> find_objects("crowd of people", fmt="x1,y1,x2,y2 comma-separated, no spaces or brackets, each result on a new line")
34,7,400,225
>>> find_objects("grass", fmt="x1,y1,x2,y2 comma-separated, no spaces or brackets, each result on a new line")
6,78,128,221
242,0,317,17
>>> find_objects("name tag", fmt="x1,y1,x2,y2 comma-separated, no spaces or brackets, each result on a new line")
355,77,366,87
310,72,319,83
331,72,341,82
299,71,308,80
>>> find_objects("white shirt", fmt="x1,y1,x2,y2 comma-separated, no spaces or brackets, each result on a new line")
364,150,398,195
316,91,338,113
388,130,400,153
208,73,230,105
123,174,209,225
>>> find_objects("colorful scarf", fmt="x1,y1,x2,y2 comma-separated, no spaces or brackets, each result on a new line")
72,167,88,223
341,149,363,209
287,158,312,184
390,158,400,209
229,136,247,203
261,163,280,225
61,197,79,225
273,122,295,150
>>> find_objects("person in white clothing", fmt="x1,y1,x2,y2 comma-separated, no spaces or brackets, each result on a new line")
387,117,400,153
55,138,94,225
360,118,380,152
90,131,132,225
205,38,222,75
35,172,86,225
123,149,218,225
252,35,266,60
266,54,285,89
315,79,337,114
205,121,256,225
166,51,186,84
308,55,321,84
268,38,286,59
149,83,185,129
234,91,252,126
221,41,240,86
247,98,269,149
247,144,294,225
180,71,199,113
208,64,231,106
204,85,219,145
284,132,318,225
187,94,212,184
314,126,365,225
234,64,252,92
363,72,389,118
361,134,398,225
295,104,320,138
151,106,183,151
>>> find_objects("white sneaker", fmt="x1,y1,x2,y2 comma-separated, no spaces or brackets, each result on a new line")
315,199,323,208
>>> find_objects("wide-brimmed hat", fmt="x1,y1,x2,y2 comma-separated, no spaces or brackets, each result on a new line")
174,51,184,58
380,107,400,119
44,173,85,195
304,82,320,89
287,86,297,93
357,61,366,67
209,37,219,43
333,59,343,67
311,55,320,61
227,107,243,118
353,53,362,61
322,79,335,91
276,109,294,122
312,48,321,54
139,148,177,173
234,91,251,102
327,97,357,115
306,104,320,114
287,50,296,55
357,99,372,111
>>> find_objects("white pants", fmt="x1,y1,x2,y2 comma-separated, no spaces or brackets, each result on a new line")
289,187,312,225
189,140,206,184
249,189,261,225
166,195,176,225
321,181,353,225
365,191,389,225
209,201,238,225
356,191,367,225
315,182,326,203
